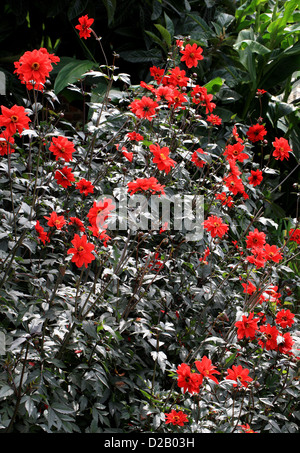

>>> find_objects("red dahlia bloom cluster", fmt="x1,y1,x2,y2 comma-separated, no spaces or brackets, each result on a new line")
176,356,220,394
127,177,165,196
245,229,283,268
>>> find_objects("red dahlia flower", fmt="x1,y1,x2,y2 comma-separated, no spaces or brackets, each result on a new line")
54,166,75,188
67,234,95,268
0,130,15,155
246,228,266,250
246,123,267,143
44,211,66,230
235,312,260,340
14,48,58,91
75,15,94,39
76,178,94,196
272,137,291,161
258,324,279,350
180,43,204,68
275,309,295,328
150,143,176,174
176,363,200,394
49,136,75,162
165,410,188,426
248,169,263,186
68,216,85,232
35,220,50,245
0,104,31,136
278,332,294,355
203,215,229,238
194,356,220,385
207,114,222,125
87,199,115,228
129,96,158,121
127,177,165,196
225,365,253,388
224,142,249,162
215,192,234,208
289,228,300,245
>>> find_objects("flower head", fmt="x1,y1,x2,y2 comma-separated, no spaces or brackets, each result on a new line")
44,211,66,230
76,178,94,196
194,356,220,385
14,48,58,91
275,309,295,329
203,215,229,239
54,166,75,188
176,363,200,394
246,228,266,250
258,323,279,350
235,312,260,340
150,143,176,174
75,15,94,39
272,137,291,161
49,136,75,162
0,130,15,155
165,410,188,426
225,365,253,388
248,169,263,186
35,220,50,245
246,123,267,143
0,105,31,136
67,234,95,268
180,43,204,68
129,96,158,121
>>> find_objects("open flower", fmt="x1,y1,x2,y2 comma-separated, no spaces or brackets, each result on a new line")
14,48,59,91
150,143,176,174
225,365,253,388
180,43,204,68
275,309,295,328
76,178,94,196
235,312,260,340
75,15,94,39
54,166,75,188
49,136,75,162
0,104,31,136
67,234,95,268
194,356,220,385
203,215,229,238
44,211,66,230
272,137,291,161
165,410,188,426
246,123,267,142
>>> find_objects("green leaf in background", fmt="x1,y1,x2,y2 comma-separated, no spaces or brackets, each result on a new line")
101,0,117,26
204,77,224,94
54,59,96,94
154,24,172,47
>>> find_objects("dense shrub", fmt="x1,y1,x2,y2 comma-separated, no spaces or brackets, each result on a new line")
0,4,299,434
